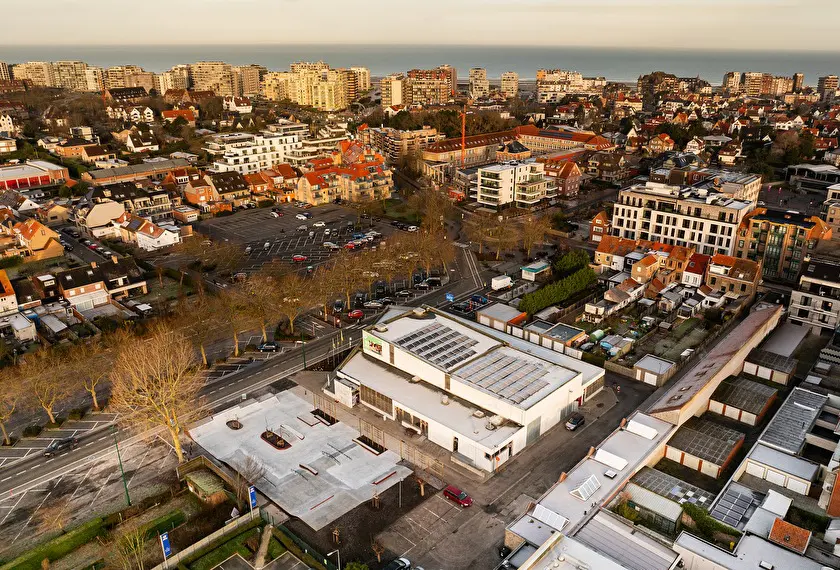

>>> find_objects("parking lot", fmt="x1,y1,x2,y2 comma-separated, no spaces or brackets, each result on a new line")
196,203,399,270
0,411,118,471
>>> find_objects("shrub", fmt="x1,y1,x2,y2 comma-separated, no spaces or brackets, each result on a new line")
0,518,106,570
0,256,23,269
683,503,740,543
266,538,285,561
22,425,42,438
67,409,85,421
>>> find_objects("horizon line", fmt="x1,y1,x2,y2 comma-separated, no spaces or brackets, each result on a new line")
2,43,840,54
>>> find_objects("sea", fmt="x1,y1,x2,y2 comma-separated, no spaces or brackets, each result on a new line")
0,44,838,84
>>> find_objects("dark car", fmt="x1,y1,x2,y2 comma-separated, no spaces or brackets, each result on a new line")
471,294,489,304
380,297,395,306
43,437,78,457
333,300,345,313
443,485,473,507
396,290,412,298
565,412,585,431
258,342,279,352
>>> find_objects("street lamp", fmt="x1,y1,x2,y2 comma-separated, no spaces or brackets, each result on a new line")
327,549,341,570
112,425,131,507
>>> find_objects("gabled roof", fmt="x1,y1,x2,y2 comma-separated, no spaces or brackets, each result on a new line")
684,253,710,275
768,518,811,554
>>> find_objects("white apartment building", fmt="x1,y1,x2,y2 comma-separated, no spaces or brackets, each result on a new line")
501,71,519,98
285,124,349,167
469,67,490,99
350,66,371,92
788,257,840,333
333,306,604,474
475,159,551,209
189,61,235,97
204,131,301,174
11,61,55,87
380,74,406,107
612,182,754,256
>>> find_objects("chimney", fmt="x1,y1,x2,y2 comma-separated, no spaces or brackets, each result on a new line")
111,255,118,264
90,261,97,269
558,472,567,483
620,418,628,429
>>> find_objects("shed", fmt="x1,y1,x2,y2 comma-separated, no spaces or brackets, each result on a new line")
621,482,683,535
185,468,228,505
634,355,676,387
740,443,819,496
742,348,797,385
475,303,527,332
709,376,777,426
521,260,551,282
665,417,745,479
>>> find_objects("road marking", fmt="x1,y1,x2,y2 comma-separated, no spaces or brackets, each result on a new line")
14,482,56,542
0,476,10,482
0,493,25,525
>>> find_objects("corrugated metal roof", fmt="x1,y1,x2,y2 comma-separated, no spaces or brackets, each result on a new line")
623,482,683,521
758,387,827,454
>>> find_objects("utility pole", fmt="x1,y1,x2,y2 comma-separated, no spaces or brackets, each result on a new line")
112,426,131,507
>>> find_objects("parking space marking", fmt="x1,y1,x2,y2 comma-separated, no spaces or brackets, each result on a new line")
0,493,25,526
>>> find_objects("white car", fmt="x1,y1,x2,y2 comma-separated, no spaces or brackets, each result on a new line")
323,242,340,250
270,211,279,218
407,225,418,232
295,213,307,220
324,228,331,235
313,221,326,227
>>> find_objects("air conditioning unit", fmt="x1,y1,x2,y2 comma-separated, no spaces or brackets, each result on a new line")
409,376,422,383
473,410,485,419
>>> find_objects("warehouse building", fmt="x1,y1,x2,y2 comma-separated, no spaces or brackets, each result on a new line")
333,305,604,474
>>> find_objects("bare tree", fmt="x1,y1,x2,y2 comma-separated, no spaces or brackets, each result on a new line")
0,368,23,445
275,272,314,336
71,329,130,411
172,295,225,366
521,215,552,257
25,350,71,425
491,214,517,260
465,211,495,254
218,288,251,357
110,527,148,570
242,271,284,342
109,325,204,463
234,455,267,510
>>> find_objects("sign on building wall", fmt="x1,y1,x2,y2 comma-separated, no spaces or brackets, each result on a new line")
364,331,383,355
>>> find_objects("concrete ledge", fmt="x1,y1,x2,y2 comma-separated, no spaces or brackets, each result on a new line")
450,453,487,478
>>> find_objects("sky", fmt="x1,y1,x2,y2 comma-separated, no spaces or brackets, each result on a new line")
2,0,838,51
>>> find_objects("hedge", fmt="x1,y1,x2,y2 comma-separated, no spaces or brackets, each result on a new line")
683,503,740,544
0,518,106,570
518,266,597,315
142,510,186,539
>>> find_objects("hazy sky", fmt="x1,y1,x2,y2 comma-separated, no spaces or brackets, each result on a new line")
3,0,838,51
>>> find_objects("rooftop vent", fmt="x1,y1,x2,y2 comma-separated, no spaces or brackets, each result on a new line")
374,324,388,332
441,395,450,405
473,410,485,419
485,422,497,431
409,376,422,384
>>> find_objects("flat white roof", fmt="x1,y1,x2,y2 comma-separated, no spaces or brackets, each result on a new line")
675,531,824,570
339,351,519,449
748,443,820,481
189,391,411,531
512,412,675,537
634,355,676,375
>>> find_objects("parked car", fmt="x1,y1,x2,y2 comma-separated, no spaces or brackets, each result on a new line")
407,225,418,232
425,277,442,287
258,342,279,352
396,290,412,298
333,300,345,313
43,437,78,457
471,294,489,304
414,282,430,290
324,228,331,235
302,211,313,218
323,242,339,249
344,242,356,250
292,254,308,262
309,231,315,238
296,213,307,220
347,309,364,319
297,225,308,232
380,297,394,306
443,485,473,507
313,221,326,227
363,300,384,309
382,558,411,570
244,246,252,254
270,211,280,218
565,412,585,431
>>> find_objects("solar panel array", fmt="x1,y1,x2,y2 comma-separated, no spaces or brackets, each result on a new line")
394,322,479,370
456,352,550,405
632,467,715,508
710,485,762,529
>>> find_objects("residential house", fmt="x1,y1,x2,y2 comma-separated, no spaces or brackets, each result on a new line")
631,254,661,283
243,173,272,197
587,151,630,182
80,145,116,165
717,141,743,166
222,96,252,114
0,270,18,316
126,131,159,153
55,138,94,159
161,109,196,127
684,137,705,154
706,254,761,301
105,87,148,104
589,211,611,243
206,172,250,206
183,178,219,209
584,277,646,323
112,212,181,251
682,252,710,288
0,137,16,154
645,133,675,154
593,235,639,272
296,162,393,206
541,158,583,198
13,218,64,261
73,199,126,237
35,202,70,226
735,208,832,282
56,263,110,311
85,183,172,221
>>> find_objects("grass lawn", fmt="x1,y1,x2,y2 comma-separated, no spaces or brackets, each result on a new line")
266,537,286,561
383,198,421,223
672,317,700,339
189,527,260,570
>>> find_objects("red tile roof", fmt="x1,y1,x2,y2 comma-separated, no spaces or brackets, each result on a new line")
768,518,811,554
684,253,710,275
